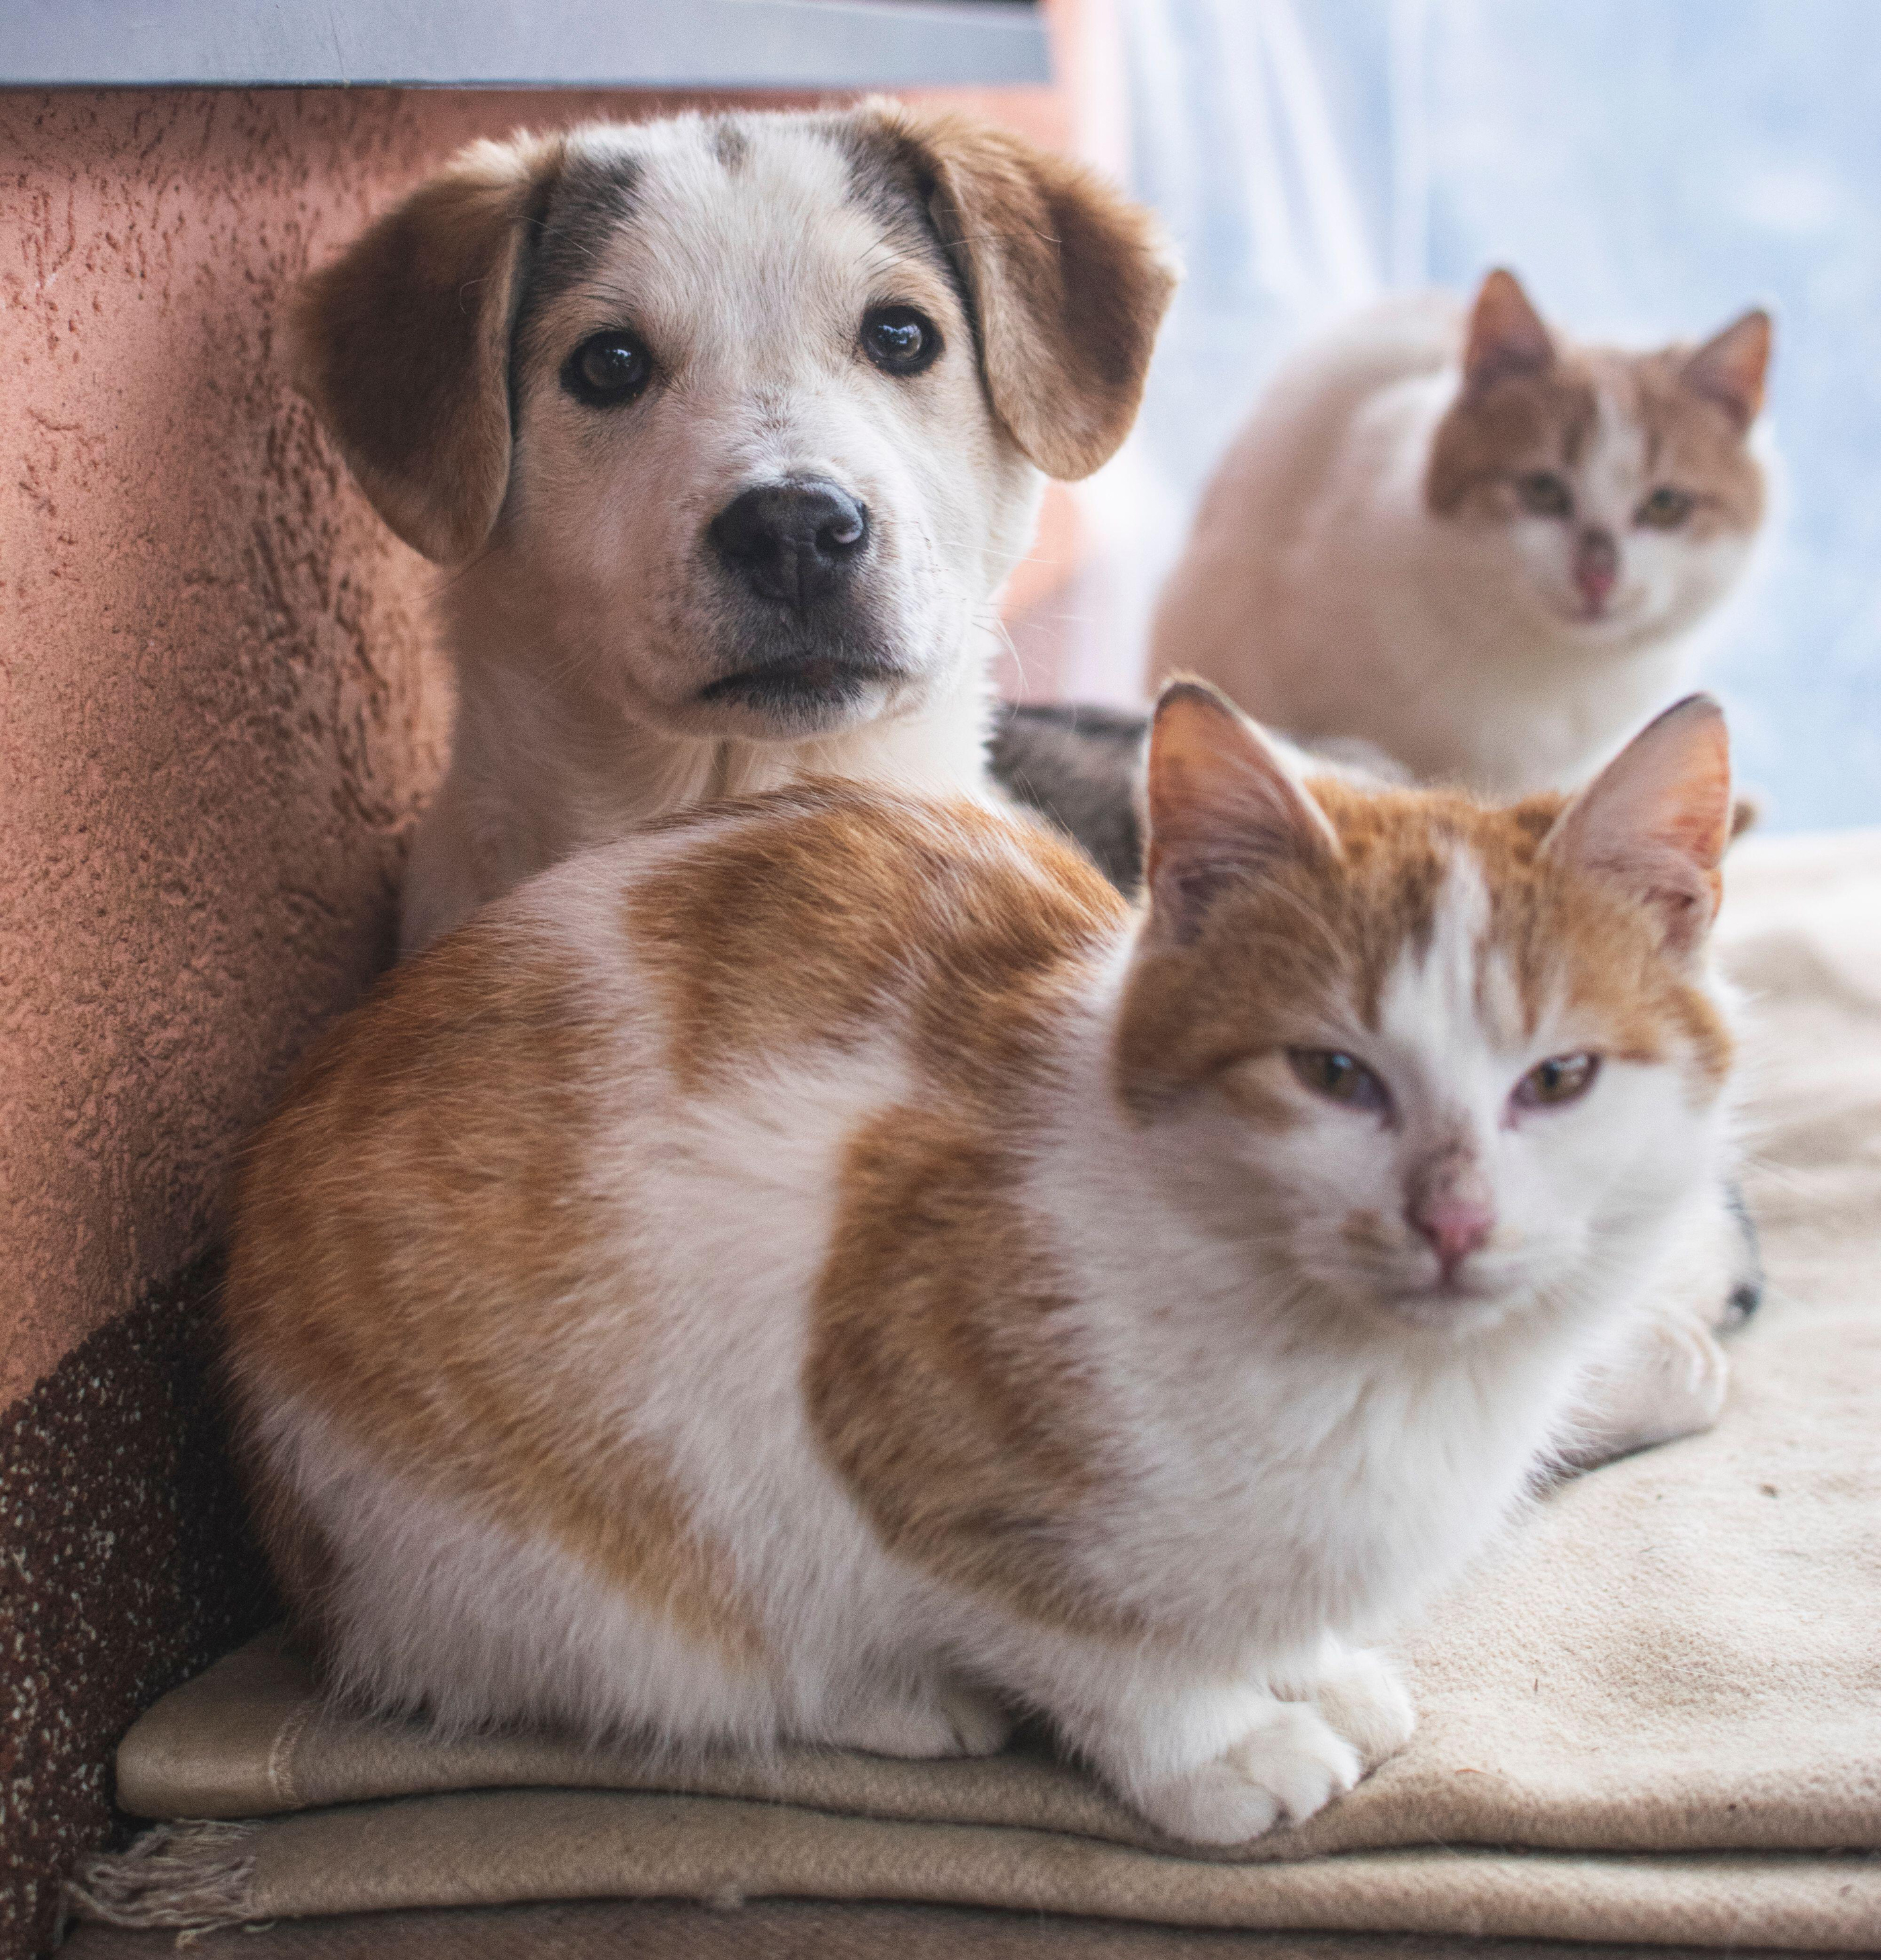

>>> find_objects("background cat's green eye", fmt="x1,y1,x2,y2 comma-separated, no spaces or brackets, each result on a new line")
1516,472,1573,518
1288,1048,1391,1112
1514,1052,1600,1110
1636,486,1695,529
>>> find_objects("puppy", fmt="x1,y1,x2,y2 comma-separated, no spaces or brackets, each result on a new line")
291,103,1175,952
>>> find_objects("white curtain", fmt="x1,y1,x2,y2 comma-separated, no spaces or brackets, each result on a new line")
1054,0,1396,706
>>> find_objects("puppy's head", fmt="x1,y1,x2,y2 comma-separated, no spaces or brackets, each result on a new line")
292,105,1175,742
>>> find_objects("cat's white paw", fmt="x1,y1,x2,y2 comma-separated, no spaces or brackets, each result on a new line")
1309,1647,1416,1770
824,1680,1012,1760
1569,1306,1731,1468
1134,1701,1360,1846
1629,1313,1731,1444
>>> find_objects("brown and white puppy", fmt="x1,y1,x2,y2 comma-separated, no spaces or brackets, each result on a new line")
292,103,1175,951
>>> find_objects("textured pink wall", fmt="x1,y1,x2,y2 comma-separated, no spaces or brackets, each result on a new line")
0,72,1070,1409
3,89,447,1405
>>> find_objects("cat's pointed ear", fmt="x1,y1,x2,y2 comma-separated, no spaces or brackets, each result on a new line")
1463,268,1554,396
1682,308,1771,433
1544,694,1733,961
1143,680,1339,944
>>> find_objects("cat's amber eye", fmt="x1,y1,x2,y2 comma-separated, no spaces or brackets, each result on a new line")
1636,486,1694,529
1288,1049,1391,1113
1516,471,1573,519
1513,1052,1600,1110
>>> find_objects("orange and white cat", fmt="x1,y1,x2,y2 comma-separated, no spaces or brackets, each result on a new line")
224,683,1737,1846
1152,269,1771,795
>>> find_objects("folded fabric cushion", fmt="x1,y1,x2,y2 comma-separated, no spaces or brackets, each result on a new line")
71,832,1881,1951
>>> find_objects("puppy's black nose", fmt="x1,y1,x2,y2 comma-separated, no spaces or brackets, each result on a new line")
709,480,870,612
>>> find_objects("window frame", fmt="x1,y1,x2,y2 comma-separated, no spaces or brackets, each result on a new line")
0,0,1049,89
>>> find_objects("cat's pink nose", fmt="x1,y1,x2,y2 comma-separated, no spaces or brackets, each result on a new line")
1574,529,1618,612
1408,1192,1495,1277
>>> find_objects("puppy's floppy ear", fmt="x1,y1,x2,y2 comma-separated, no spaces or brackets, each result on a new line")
855,103,1178,481
290,134,566,564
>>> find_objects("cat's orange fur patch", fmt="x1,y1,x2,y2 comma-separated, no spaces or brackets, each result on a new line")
630,789,1153,1641
626,788,1125,1104
807,1109,1151,1642
225,924,766,1668
1426,346,1765,537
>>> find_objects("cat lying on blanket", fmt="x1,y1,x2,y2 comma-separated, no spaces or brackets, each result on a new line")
225,683,1739,1846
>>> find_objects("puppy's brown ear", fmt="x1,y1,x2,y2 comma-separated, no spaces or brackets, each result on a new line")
290,134,566,564
857,103,1178,481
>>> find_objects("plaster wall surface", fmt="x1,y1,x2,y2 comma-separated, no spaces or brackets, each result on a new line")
1,87,470,1408
0,74,1068,1412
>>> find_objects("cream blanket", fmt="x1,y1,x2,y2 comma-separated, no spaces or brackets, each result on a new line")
72,832,1881,1950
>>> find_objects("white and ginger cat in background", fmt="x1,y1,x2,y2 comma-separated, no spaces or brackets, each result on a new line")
1153,268,1771,795
226,682,1737,1848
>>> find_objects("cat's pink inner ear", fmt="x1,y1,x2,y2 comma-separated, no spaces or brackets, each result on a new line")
1462,268,1555,396
1544,694,1733,959
1682,308,1771,432
1144,681,1336,942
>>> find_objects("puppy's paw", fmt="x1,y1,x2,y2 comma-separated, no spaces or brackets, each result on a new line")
1310,1647,1416,1771
1134,1702,1360,1846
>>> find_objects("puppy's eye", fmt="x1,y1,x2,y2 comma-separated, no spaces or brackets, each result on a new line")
1516,472,1573,518
1513,1052,1600,1110
1636,486,1694,529
1288,1049,1391,1113
863,306,940,376
564,331,653,407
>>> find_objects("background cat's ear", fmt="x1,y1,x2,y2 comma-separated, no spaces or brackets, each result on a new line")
1682,308,1772,433
1144,680,1338,944
1462,268,1555,396
1544,694,1733,961
291,134,567,564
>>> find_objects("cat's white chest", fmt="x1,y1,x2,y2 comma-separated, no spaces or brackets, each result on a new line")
1078,1305,1571,1664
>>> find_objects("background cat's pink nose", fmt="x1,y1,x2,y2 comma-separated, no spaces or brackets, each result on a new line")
1574,529,1618,611
1409,1194,1495,1276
